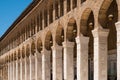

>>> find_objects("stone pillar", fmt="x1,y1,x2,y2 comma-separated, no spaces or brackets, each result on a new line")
35,52,42,80
16,60,18,80
25,57,30,80
75,36,89,80
62,41,74,80
41,49,51,80
12,61,15,80
18,60,20,80
29,54,35,80
8,63,10,80
14,61,16,80
10,62,12,80
20,58,23,80
92,28,109,80
115,21,120,80
52,45,63,80
22,58,25,80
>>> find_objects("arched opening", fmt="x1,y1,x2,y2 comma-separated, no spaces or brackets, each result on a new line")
26,44,30,57
60,0,64,17
49,4,53,24
55,25,64,79
31,42,36,55
45,31,53,80
56,25,64,46
98,0,118,79
55,1,59,20
22,46,25,58
67,0,71,12
44,9,48,28
72,0,77,9
80,9,94,80
37,38,42,53
25,44,30,80
18,49,21,60
66,18,77,79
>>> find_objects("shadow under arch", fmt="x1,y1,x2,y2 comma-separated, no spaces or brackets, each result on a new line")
31,41,36,55
37,37,42,53
55,24,64,46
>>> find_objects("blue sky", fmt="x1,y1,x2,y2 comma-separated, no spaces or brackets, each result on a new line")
0,0,32,37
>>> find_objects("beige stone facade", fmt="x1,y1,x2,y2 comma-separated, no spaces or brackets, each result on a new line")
0,0,119,80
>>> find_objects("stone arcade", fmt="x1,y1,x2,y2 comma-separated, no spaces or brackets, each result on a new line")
0,0,120,80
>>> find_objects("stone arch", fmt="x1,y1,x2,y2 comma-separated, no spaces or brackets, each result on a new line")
80,8,94,36
45,31,53,50
98,0,118,28
37,37,42,53
31,41,36,55
26,44,30,57
66,17,77,42
55,24,64,46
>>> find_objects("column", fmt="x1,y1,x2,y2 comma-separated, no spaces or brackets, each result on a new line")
62,41,74,80
92,28,109,80
16,60,18,80
10,62,12,80
8,63,10,80
12,61,15,80
115,21,120,80
41,49,51,80
20,58,23,80
35,52,42,80
18,60,20,80
75,36,89,80
22,58,25,80
25,57,30,80
52,45,63,80
29,54,35,80
14,61,16,80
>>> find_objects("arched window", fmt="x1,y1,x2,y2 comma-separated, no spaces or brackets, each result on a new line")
67,0,71,12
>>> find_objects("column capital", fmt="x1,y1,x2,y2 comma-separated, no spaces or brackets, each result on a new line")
115,21,120,31
92,28,109,38
51,44,63,50
41,49,51,55
34,52,41,57
62,41,74,48
75,36,89,44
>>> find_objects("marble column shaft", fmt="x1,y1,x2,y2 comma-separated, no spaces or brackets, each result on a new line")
52,45,63,80
115,21,120,80
41,49,51,80
92,29,109,80
25,57,30,80
63,41,74,80
75,36,89,80
29,55,35,80
35,52,42,80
